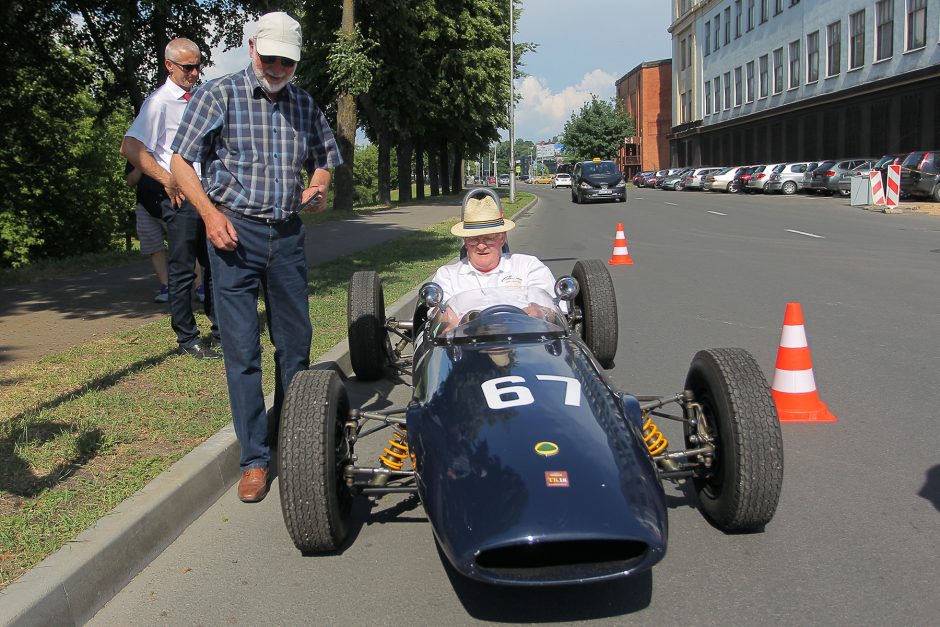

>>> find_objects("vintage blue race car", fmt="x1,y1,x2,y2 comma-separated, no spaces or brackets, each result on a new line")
276,214,783,587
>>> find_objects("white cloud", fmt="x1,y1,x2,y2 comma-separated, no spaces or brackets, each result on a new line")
514,69,616,142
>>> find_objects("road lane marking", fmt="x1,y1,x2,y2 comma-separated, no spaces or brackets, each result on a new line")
707,210,727,215
786,229,825,239
664,201,678,206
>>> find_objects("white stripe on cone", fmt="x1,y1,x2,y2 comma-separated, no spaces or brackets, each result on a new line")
772,368,818,394
779,324,808,348
612,245,629,255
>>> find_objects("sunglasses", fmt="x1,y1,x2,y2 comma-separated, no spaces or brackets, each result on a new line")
259,55,297,68
464,235,502,246
168,59,203,73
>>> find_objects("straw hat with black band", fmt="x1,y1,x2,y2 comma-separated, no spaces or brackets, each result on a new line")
450,196,516,238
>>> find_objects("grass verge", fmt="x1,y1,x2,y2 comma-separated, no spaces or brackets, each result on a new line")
0,191,533,589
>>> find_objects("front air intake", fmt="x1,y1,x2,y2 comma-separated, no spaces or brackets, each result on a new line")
475,539,649,584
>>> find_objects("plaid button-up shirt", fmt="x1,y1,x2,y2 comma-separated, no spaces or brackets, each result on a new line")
172,65,342,221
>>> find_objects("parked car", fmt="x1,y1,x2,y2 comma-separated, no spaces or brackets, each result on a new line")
763,162,818,195
899,150,940,201
837,160,882,197
730,165,761,193
745,164,785,193
571,158,627,203
654,168,687,189
633,171,653,187
681,167,722,190
704,166,747,192
660,168,693,190
804,158,876,195
871,153,908,190
487,175,497,185
643,169,669,188
552,172,572,189
498,173,511,186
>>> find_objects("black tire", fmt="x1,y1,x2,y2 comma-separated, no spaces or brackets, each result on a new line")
683,348,783,532
278,369,353,552
571,189,579,204
571,260,618,368
931,184,940,203
347,270,388,381
838,189,850,198
727,182,739,193
781,180,797,195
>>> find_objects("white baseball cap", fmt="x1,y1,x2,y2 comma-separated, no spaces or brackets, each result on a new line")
255,12,302,62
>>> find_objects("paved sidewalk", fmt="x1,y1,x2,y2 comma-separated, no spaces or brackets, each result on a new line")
0,199,458,373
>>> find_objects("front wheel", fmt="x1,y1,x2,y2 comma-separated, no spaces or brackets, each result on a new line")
931,184,940,203
683,348,783,532
348,271,389,381
571,260,618,368
781,181,797,195
278,369,353,552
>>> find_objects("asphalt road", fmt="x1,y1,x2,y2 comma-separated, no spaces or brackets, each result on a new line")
90,186,940,626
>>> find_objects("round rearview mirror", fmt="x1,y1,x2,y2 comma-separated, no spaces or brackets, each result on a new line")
419,282,444,308
554,276,579,301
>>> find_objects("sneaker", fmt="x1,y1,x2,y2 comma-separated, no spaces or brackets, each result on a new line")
195,285,205,303
154,285,169,303
178,341,222,361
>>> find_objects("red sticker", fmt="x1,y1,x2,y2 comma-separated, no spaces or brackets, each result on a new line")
545,471,569,487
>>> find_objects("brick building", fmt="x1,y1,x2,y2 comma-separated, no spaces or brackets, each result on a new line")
615,59,673,179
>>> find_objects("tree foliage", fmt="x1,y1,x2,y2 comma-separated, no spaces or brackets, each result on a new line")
561,96,636,162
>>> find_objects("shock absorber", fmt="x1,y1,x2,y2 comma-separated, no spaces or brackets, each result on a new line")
379,426,410,471
642,414,668,456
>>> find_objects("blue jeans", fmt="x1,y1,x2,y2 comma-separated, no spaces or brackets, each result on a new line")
207,212,311,471
162,199,219,347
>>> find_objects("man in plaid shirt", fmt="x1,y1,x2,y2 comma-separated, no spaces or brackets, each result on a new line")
171,11,342,503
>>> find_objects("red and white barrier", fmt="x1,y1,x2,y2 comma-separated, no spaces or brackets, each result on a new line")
885,165,900,207
869,171,885,205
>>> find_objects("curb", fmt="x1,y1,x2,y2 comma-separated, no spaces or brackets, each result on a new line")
0,194,535,626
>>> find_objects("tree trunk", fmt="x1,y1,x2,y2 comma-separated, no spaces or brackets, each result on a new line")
333,0,357,211
438,140,450,195
451,142,463,194
414,139,425,200
428,149,439,197
396,135,413,203
358,92,391,205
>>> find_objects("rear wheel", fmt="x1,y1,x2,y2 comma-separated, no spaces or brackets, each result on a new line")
347,271,389,381
571,189,579,204
781,181,797,195
931,184,940,203
278,369,353,552
683,348,783,532
571,260,618,368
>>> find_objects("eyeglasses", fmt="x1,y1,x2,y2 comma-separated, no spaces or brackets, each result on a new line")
259,55,297,68
168,59,203,73
464,235,502,246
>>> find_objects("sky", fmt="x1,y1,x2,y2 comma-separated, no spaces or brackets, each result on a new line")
204,1,673,144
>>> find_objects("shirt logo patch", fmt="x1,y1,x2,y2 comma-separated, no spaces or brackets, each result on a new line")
534,441,559,457
500,275,524,289
545,471,570,487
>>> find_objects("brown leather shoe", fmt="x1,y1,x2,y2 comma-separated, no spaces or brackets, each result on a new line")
237,468,268,503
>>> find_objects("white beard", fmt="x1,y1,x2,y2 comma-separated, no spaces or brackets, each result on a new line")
252,65,291,94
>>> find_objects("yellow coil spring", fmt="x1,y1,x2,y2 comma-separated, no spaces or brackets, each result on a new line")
642,415,668,456
379,427,410,471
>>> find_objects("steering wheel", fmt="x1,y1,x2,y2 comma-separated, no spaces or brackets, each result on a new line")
479,304,527,317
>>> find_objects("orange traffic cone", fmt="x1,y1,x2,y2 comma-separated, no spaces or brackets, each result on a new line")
771,303,837,422
608,223,634,265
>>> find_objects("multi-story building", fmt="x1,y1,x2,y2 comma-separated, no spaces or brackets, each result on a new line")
669,0,940,166
615,59,672,179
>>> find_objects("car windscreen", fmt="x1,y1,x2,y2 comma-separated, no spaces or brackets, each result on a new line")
901,152,927,168
584,162,619,176
428,286,568,344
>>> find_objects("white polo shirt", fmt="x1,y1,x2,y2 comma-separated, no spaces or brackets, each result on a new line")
125,77,199,176
432,253,559,303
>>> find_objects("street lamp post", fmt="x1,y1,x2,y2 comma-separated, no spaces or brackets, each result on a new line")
508,0,516,203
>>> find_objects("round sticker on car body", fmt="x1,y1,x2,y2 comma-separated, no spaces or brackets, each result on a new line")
534,441,559,456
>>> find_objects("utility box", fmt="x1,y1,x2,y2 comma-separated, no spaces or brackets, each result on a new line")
850,176,871,206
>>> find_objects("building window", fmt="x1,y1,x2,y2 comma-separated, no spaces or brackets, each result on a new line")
790,0,800,5
827,21,841,76
788,40,800,89
875,0,894,61
850,10,865,69
687,35,693,68
704,80,712,115
773,47,784,93
807,31,819,82
704,21,711,56
724,71,732,109
684,90,692,123
714,15,721,50
681,38,687,70
714,77,722,114
748,0,755,30
734,67,743,105
746,61,755,101
735,0,743,38
759,54,769,97
761,0,769,23
724,8,731,45
907,0,927,50
774,0,783,15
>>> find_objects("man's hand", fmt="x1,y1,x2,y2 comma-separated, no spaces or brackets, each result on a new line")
164,180,186,207
300,185,327,213
204,209,238,251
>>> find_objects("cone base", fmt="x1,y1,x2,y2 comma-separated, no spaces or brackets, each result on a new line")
608,257,634,265
772,391,838,422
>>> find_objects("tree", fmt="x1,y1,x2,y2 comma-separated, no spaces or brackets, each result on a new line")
561,96,636,162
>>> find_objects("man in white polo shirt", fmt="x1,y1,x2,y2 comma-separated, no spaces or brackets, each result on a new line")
122,38,219,360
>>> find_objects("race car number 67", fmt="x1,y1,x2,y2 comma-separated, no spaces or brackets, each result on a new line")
481,375,581,409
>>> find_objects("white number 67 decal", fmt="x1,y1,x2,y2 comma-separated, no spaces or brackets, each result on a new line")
481,375,581,409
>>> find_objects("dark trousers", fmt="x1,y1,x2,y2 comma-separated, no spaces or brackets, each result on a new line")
162,199,219,347
207,212,311,471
